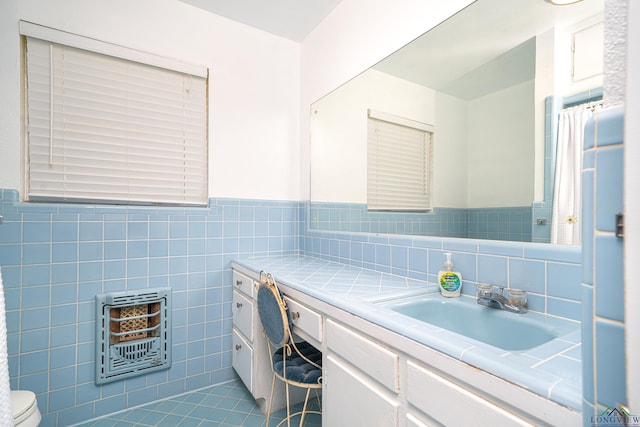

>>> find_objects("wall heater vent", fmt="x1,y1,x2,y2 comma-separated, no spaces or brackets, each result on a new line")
96,287,171,384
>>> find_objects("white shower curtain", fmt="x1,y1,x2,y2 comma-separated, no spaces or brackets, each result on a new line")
0,267,13,426
551,104,596,245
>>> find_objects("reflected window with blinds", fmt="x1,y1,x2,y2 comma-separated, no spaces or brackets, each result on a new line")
367,110,433,212
21,21,208,206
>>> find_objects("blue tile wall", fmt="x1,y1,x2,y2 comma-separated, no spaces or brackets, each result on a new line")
310,202,533,242
563,87,603,109
581,106,626,424
467,206,532,241
1,186,586,426
309,202,468,237
0,193,303,426
303,204,581,322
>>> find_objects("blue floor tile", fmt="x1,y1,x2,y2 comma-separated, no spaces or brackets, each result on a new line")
73,379,321,427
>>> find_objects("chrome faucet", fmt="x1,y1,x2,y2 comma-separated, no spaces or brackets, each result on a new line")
476,285,527,314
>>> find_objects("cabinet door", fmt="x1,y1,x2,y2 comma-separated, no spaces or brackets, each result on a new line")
232,329,253,392
572,22,603,83
407,361,532,426
406,413,439,427
326,319,399,392
324,354,398,427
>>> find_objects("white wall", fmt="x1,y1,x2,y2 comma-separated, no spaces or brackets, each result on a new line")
315,78,533,210
310,69,475,208
300,0,475,200
534,28,561,202
309,70,532,209
466,80,535,207
0,0,301,201
310,69,436,203
624,0,640,413
433,93,468,208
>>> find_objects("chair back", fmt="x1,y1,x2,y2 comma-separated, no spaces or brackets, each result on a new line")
257,272,323,426
257,272,292,348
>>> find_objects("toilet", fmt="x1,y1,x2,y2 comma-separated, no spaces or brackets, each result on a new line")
11,390,41,426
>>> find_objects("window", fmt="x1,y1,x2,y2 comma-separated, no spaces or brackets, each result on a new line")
21,21,208,206
367,110,433,211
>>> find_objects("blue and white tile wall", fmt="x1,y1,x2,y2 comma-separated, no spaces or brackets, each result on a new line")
0,193,303,426
581,107,626,424
309,202,468,237
467,206,532,242
303,207,582,322
310,202,533,242
0,165,589,427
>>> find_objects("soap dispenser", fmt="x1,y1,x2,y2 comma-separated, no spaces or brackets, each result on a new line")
438,252,462,297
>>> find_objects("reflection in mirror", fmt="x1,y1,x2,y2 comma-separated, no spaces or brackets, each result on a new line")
310,0,604,244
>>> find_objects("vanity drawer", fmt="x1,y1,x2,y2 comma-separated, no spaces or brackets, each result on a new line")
285,297,323,343
232,290,253,341
232,329,253,392
326,319,399,392
232,270,256,298
407,360,532,426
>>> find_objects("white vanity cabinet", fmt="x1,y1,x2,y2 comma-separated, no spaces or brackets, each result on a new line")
231,269,284,411
324,354,399,427
324,319,400,427
230,268,308,412
230,264,580,427
406,360,533,427
322,318,538,427
231,270,259,398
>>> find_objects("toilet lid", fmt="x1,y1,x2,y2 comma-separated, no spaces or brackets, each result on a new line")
11,390,37,420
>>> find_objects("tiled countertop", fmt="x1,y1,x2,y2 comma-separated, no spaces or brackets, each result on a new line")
232,254,582,412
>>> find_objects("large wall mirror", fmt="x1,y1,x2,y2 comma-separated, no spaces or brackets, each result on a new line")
310,0,604,244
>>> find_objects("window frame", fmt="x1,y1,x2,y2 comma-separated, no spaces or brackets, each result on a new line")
20,21,209,207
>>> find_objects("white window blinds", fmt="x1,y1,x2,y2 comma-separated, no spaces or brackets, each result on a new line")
367,110,433,211
22,23,208,206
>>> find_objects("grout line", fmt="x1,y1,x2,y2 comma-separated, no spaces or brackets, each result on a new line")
546,377,564,399
530,342,580,369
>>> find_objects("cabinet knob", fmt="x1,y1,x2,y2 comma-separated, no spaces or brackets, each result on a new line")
291,311,300,320
236,302,243,309
235,344,242,350
236,280,242,287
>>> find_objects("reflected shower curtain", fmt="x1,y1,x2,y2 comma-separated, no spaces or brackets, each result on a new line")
551,104,596,245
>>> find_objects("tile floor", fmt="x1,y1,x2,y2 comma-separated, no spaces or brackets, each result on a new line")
73,379,321,427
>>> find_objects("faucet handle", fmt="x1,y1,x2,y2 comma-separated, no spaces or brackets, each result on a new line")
507,288,527,307
476,283,493,299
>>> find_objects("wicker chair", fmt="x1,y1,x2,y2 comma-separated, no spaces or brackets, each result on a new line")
257,272,322,427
